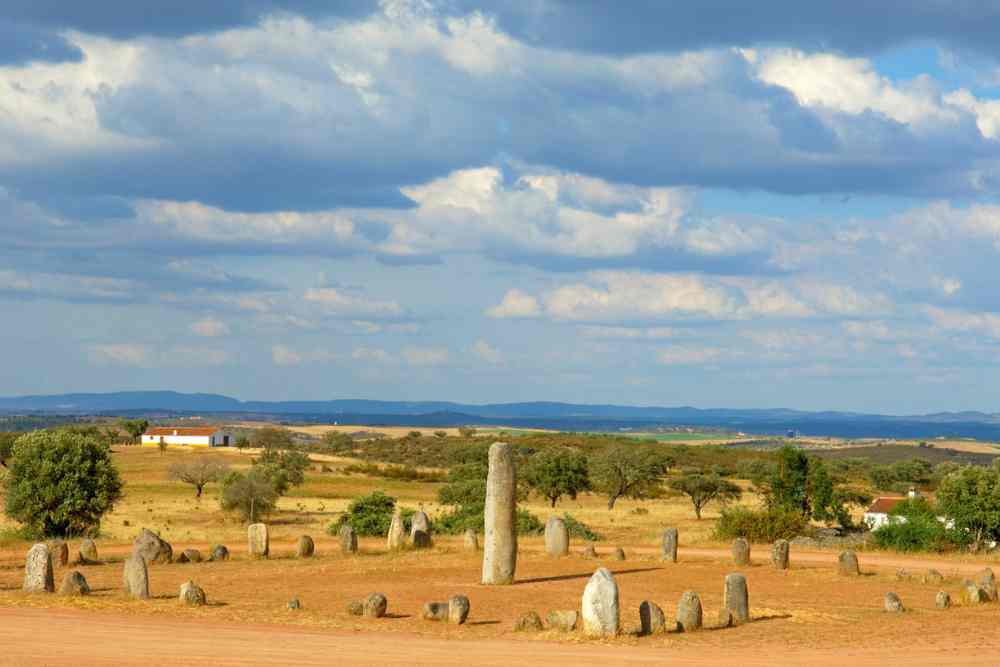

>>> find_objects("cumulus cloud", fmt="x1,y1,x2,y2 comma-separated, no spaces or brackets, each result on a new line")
88,343,227,367
471,339,502,364
190,317,229,337
402,345,449,366
486,289,541,318
303,288,402,318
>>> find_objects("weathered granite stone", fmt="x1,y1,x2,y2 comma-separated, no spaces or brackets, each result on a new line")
977,568,997,602
422,601,449,621
935,591,951,609
639,600,666,635
123,554,150,599
771,539,789,570
884,592,904,613
515,611,543,632
48,540,69,567
838,551,860,576
58,571,90,596
962,579,988,604
209,544,230,562
181,548,202,563
544,517,569,557
387,510,406,551
581,568,619,637
295,534,315,558
482,442,517,585
23,544,54,593
340,525,358,554
346,600,364,616
463,528,479,551
612,547,626,561
179,580,206,606
721,573,749,626
133,528,172,564
924,569,944,585
661,527,678,563
410,511,432,549
248,523,269,559
78,538,99,564
546,610,579,632
732,538,751,566
364,593,388,618
675,591,703,632
448,595,470,624
287,598,301,610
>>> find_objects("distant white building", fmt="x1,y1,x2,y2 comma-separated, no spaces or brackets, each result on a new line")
141,426,233,447
863,496,908,530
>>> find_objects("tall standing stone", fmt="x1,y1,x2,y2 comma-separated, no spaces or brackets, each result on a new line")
133,528,172,564
581,568,619,637
410,511,432,548
387,509,405,551
838,551,860,576
463,528,479,551
123,554,150,599
732,538,751,566
545,516,569,557
296,535,315,558
78,538,99,564
675,591,703,632
661,527,678,563
977,568,998,602
721,573,749,626
340,525,358,554
248,523,269,559
771,539,790,570
482,442,517,585
23,543,54,593
48,540,69,567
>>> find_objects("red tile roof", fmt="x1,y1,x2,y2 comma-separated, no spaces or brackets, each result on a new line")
866,497,906,514
144,427,218,437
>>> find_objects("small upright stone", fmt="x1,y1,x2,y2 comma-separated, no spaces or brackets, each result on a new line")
179,580,206,606
176,551,190,564
48,540,69,567
58,571,90,596
123,554,150,599
639,600,666,635
582,544,597,559
962,579,987,604
482,442,517,585
209,545,230,562
248,523,269,559
546,610,579,632
976,568,997,602
182,548,202,563
422,601,449,621
363,593,388,618
581,568,619,637
387,510,405,551
884,592,904,613
463,528,479,551
346,600,364,616
771,539,789,570
612,547,626,561
732,538,751,566
287,598,301,610
515,611,544,632
675,591,703,632
935,591,951,609
448,595,471,624
544,516,569,557
296,535,315,558
78,538,99,564
721,573,749,626
661,527,678,563
410,511,432,548
23,543,54,593
340,525,358,554
838,551,860,576
133,528,173,564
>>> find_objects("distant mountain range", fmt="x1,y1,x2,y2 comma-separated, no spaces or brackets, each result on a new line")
3,391,1000,440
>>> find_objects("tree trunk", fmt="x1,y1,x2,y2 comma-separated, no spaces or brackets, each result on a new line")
550,497,557,508
694,504,702,520
607,495,618,510
196,485,203,498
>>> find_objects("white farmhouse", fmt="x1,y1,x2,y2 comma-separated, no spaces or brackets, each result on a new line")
863,496,907,530
141,426,233,448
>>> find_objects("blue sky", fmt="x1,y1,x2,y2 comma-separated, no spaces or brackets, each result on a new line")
4,1,1000,413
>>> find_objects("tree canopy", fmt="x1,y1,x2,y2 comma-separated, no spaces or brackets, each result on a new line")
936,463,1000,552
669,473,742,519
590,446,669,510
523,448,590,507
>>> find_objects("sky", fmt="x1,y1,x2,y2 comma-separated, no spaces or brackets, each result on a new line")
4,1,1000,413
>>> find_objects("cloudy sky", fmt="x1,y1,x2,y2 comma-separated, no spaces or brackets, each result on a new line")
5,1,1000,412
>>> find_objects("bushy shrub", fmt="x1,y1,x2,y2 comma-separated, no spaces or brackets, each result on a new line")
872,515,954,552
341,462,444,483
561,513,601,541
329,491,415,537
713,506,807,542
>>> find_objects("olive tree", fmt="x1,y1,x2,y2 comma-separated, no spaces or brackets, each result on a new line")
523,448,590,507
936,464,1000,552
168,457,230,498
590,446,669,510
5,429,124,537
668,473,742,519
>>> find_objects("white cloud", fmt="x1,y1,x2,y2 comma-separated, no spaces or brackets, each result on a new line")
87,343,227,367
353,346,393,364
303,288,402,318
925,305,1000,339
402,345,449,366
88,343,151,367
657,346,723,365
578,326,680,340
486,289,540,318
471,339,502,364
190,317,230,337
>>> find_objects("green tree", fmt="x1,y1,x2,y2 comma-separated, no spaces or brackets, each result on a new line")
0,432,18,466
753,446,863,527
523,448,591,507
251,426,294,452
255,449,310,495
219,469,278,523
669,473,742,519
118,418,149,445
235,435,250,449
5,430,124,537
590,446,669,510
936,464,1000,552
168,457,230,498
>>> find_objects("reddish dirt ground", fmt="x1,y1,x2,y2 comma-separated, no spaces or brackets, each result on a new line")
1,540,998,665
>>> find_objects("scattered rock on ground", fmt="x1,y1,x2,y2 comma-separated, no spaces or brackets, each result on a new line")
936,591,951,609
582,544,597,559
182,548,202,563
209,545,230,562
448,595,470,625
364,593,388,619
287,598,301,610
515,611,543,632
133,528,172,565
612,547,626,561
546,610,578,632
179,580,206,606
924,569,944,585
837,551,860,577
422,601,449,621
58,571,90,596
346,600,364,616
296,535,315,558
884,592,904,613
639,600,666,635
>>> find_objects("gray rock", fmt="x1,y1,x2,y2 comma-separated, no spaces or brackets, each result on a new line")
346,600,364,616
639,600,666,635
410,511,432,549
771,539,789,570
675,591,703,632
422,601,449,621
340,525,358,554
581,568,619,637
78,538,99,564
58,571,90,596
612,547,626,561
123,554,150,599
448,595,470,624
924,569,944,585
23,543,54,593
935,591,951,609
546,609,578,632
176,551,190,564
387,510,405,551
582,544,597,559
133,528,172,564
209,545,230,562
48,540,69,567
364,593,388,618
962,579,987,604
287,598,301,610
732,538,750,566
661,527,678,563
179,580,206,606
884,592,904,613
248,523,269,559
721,573,749,626
463,528,479,551
838,551,860,576
182,548,202,563
544,516,569,557
482,442,517,585
976,568,997,602
296,535,315,558
515,611,544,632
